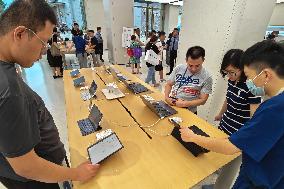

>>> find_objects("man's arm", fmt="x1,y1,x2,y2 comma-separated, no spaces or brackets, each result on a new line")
175,93,209,108
164,81,175,106
7,149,99,183
179,127,240,155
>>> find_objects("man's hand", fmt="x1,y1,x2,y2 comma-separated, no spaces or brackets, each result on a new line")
179,127,196,142
74,161,100,182
165,97,175,106
175,99,188,108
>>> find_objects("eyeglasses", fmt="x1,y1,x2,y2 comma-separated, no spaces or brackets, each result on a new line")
26,28,48,54
222,70,239,77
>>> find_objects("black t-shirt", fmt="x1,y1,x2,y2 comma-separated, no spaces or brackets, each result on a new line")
91,36,99,53
145,42,160,67
0,61,66,181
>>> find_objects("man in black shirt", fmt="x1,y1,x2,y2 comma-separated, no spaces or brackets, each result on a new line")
87,30,100,67
71,23,81,37
0,1,99,188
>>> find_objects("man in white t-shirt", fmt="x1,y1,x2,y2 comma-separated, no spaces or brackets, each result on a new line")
155,31,167,82
164,46,213,114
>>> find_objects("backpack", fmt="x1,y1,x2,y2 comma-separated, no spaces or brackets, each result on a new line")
133,47,142,58
127,48,134,57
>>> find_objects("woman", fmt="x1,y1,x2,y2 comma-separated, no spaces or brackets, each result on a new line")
145,35,160,87
129,35,141,74
216,49,261,135
180,40,284,188
49,28,63,79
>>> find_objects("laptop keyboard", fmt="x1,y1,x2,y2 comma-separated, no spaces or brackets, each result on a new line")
81,91,91,101
128,82,149,94
152,101,177,118
77,119,97,136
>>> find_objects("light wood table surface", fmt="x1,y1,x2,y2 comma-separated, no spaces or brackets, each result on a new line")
63,66,239,189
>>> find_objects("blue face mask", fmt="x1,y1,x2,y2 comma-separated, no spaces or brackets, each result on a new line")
246,71,266,96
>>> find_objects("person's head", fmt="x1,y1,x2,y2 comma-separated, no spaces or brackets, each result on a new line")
87,29,95,37
136,28,140,35
242,40,284,97
73,23,79,30
131,35,136,41
173,28,179,37
149,35,158,44
185,46,205,74
168,33,173,39
97,27,101,33
0,0,57,68
220,49,246,82
159,31,166,41
151,30,156,35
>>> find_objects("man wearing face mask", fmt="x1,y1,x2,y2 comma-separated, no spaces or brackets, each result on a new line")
180,40,284,188
165,46,213,114
0,1,99,188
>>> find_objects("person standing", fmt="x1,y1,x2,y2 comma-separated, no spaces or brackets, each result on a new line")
155,31,167,82
129,35,141,74
180,40,284,189
166,28,179,75
71,31,88,68
0,1,99,188
87,30,100,67
95,27,104,63
71,22,81,37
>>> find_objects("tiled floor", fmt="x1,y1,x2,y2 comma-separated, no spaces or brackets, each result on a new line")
0,52,216,189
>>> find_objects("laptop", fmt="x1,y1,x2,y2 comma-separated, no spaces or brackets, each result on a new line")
77,104,103,136
73,76,85,87
81,80,98,101
109,67,127,82
122,80,149,94
70,69,80,77
140,95,177,119
170,119,210,157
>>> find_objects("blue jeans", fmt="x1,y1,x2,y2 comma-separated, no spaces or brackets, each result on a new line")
145,66,156,84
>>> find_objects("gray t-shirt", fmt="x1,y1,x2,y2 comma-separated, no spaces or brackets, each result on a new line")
168,64,213,112
0,61,66,181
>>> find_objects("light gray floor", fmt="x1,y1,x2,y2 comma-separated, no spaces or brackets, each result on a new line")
0,53,217,189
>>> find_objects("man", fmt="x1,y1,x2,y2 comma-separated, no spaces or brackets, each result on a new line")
95,27,104,62
0,1,99,188
87,30,100,67
180,40,284,189
71,31,88,68
166,28,179,75
165,46,213,114
71,22,80,37
155,31,167,82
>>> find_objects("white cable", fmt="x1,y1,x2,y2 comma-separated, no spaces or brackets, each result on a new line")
147,128,171,137
139,118,162,128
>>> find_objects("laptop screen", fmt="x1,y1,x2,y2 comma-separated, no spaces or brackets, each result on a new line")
89,80,97,96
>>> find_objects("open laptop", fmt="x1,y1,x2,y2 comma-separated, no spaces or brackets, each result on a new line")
109,67,127,82
77,104,103,136
73,76,85,87
70,69,80,77
81,80,98,101
122,80,149,94
140,95,177,119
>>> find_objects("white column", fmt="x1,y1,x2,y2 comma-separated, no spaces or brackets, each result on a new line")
164,4,179,34
269,3,284,25
84,0,108,49
103,0,134,64
177,0,276,124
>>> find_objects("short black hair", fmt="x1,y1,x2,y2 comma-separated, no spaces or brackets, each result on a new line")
149,35,158,43
53,27,58,33
151,29,156,34
74,23,79,26
97,27,101,31
242,40,284,78
186,46,205,60
131,35,136,41
173,28,179,31
88,30,94,33
220,49,246,82
159,31,166,37
0,0,57,36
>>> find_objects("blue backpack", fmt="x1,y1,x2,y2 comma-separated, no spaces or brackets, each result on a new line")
133,47,142,58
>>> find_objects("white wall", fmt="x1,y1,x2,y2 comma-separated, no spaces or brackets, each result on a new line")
84,0,108,49
164,4,179,35
178,0,275,125
269,3,284,25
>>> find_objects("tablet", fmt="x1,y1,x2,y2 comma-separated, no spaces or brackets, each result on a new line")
70,69,80,77
87,132,124,164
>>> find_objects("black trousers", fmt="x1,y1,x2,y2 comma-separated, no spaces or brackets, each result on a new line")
169,50,177,74
0,176,60,189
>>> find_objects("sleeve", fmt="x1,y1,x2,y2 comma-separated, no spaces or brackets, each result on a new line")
168,65,181,83
247,91,262,104
200,76,213,94
153,45,160,54
229,104,284,162
0,96,40,158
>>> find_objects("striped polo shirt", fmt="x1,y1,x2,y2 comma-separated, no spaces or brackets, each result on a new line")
219,80,262,135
